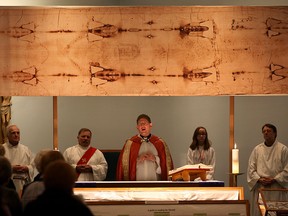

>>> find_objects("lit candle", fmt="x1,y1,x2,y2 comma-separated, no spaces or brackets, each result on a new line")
232,143,239,174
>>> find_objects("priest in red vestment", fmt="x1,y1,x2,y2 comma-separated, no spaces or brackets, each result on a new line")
116,114,174,181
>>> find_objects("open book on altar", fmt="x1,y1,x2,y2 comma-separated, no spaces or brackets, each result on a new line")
168,164,212,181
169,164,213,176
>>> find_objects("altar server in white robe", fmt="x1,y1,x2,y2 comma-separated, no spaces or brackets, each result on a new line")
247,123,288,216
3,125,35,195
187,126,216,180
63,128,108,181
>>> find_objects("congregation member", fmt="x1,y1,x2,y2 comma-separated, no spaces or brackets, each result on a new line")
3,125,35,195
0,156,23,216
186,126,216,180
0,144,16,190
63,128,108,181
116,114,174,181
21,150,65,208
29,149,51,182
23,160,94,216
247,123,288,216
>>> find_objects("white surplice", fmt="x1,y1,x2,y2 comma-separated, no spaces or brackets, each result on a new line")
247,140,288,216
136,140,161,181
63,144,108,181
3,142,35,194
186,146,216,180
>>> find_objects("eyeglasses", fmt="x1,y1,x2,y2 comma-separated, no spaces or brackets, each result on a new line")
137,122,150,126
197,133,207,136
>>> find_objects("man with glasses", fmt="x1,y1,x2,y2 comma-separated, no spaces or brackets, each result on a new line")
116,114,173,181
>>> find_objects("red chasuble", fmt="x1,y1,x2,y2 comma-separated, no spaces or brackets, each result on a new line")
116,135,173,181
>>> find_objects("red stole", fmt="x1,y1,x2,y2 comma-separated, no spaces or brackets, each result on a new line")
76,146,96,179
116,135,174,181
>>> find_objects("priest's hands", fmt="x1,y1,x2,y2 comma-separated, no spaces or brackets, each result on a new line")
137,152,156,163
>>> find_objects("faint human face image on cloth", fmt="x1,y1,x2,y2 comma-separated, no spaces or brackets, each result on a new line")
77,131,91,147
137,118,152,137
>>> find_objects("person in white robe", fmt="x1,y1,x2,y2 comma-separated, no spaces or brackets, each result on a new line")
247,123,288,216
3,125,35,195
187,126,216,180
63,128,108,181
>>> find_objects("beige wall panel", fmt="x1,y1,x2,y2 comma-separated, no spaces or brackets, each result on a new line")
0,6,287,96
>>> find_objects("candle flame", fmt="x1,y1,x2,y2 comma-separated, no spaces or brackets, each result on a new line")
234,143,237,149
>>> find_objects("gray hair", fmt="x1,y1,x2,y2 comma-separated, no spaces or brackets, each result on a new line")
6,124,19,136
34,149,51,173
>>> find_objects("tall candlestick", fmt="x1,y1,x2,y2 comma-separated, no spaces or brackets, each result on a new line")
232,143,239,174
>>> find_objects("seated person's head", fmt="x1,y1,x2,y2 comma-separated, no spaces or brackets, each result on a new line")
43,160,77,194
40,150,65,174
33,149,51,173
0,156,12,186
